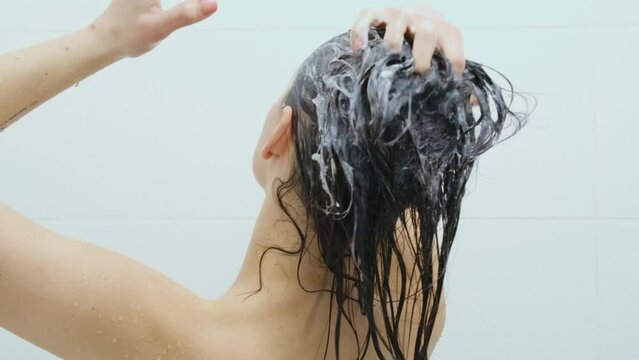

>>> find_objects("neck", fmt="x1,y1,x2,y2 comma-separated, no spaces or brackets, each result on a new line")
219,186,334,307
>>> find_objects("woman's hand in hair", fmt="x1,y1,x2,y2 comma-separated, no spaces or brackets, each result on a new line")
350,5,478,105
92,0,218,58
350,5,465,76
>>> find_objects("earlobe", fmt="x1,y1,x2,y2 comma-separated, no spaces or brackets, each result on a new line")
261,106,293,160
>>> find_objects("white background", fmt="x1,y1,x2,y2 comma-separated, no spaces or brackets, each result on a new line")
0,0,637,359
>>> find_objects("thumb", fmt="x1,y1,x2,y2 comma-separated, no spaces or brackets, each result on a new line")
154,0,218,34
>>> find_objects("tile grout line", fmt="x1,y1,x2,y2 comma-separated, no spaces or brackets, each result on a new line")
591,28,603,360
591,20,602,360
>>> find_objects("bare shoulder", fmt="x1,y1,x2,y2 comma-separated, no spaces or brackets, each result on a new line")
0,202,217,359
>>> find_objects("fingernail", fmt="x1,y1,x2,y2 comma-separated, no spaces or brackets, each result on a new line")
199,0,218,14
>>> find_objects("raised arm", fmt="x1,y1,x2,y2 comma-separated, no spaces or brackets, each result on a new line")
0,1,219,359
0,202,216,359
0,0,218,131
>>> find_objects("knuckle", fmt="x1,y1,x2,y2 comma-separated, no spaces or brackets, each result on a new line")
177,9,195,23
416,21,436,36
447,24,463,39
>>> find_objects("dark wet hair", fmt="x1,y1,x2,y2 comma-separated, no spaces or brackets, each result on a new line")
256,28,533,359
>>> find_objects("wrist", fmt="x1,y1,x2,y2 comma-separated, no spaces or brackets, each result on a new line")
83,17,127,62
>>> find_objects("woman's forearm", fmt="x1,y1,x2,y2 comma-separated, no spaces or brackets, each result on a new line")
0,0,218,133
0,26,121,132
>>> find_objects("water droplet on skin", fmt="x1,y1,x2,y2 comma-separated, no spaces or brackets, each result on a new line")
124,355,130,359
156,356,161,360
96,330,102,335
118,316,124,321
73,301,78,307
167,344,172,349
112,338,118,343
176,340,182,347
98,314,103,319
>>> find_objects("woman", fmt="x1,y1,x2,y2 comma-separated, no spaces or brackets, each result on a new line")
0,0,527,359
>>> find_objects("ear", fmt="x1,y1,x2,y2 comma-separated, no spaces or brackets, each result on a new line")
261,106,293,160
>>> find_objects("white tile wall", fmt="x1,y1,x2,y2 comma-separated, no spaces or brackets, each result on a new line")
435,220,598,360
593,0,639,26
460,27,597,219
597,221,639,360
595,27,639,218
1,0,638,359
0,1,106,31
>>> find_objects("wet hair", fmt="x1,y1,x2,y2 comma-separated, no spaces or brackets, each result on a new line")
254,28,533,359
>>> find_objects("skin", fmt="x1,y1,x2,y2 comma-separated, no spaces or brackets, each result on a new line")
0,2,464,358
